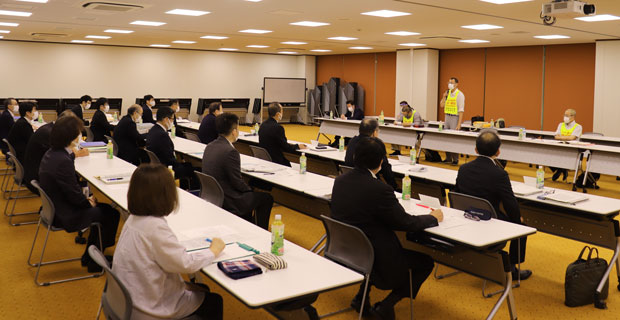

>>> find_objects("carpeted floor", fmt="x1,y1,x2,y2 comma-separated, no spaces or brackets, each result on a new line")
0,123,618,319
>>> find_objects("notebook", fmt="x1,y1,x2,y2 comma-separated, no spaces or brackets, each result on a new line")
544,192,588,204
96,173,132,184
511,182,542,196
419,194,441,209
80,141,106,148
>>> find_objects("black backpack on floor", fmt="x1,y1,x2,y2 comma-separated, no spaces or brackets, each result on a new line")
423,149,442,162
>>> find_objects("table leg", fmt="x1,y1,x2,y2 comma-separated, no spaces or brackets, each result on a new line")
486,271,517,320
594,237,620,309
416,133,424,160
571,151,583,191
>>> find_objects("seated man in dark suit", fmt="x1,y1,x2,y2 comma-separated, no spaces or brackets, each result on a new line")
113,105,146,166
332,100,364,147
71,95,92,126
24,110,89,194
39,116,120,272
90,97,114,143
170,99,186,138
0,98,18,157
331,137,443,320
141,94,157,124
345,118,398,190
202,113,274,229
198,102,223,144
455,130,531,280
258,102,306,166
146,107,196,189
7,101,37,164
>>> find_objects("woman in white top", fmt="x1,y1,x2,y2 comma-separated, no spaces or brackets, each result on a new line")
113,164,226,319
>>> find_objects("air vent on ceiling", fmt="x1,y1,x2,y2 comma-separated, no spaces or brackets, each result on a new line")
82,2,143,12
420,36,461,40
31,32,70,38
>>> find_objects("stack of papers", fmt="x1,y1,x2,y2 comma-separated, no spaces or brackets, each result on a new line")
510,182,541,196
241,164,284,174
178,226,258,263
544,192,588,204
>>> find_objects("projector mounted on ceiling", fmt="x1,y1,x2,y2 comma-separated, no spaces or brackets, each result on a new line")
540,0,596,25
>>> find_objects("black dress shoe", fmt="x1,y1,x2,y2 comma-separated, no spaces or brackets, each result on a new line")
350,296,372,317
561,170,568,181
87,260,103,273
390,150,401,156
511,269,532,281
370,302,395,320
451,160,459,166
552,170,561,181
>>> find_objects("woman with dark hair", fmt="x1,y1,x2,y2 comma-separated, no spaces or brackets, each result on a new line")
113,164,225,319
38,116,120,272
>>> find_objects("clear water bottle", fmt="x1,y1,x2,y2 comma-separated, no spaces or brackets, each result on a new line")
536,166,545,189
271,214,284,256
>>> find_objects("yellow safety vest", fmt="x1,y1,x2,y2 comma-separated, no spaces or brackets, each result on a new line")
560,122,579,136
444,90,459,115
403,110,416,124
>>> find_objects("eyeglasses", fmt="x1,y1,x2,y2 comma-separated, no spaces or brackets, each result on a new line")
463,212,480,221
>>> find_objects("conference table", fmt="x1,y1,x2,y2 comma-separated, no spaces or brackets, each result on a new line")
73,152,363,319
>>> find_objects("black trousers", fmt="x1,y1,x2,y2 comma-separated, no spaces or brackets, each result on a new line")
241,192,274,230
189,283,223,320
78,204,120,258
497,213,527,265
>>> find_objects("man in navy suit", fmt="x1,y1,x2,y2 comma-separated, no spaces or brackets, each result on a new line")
331,100,364,147
71,95,92,126
198,102,223,144
0,98,18,157
141,94,157,124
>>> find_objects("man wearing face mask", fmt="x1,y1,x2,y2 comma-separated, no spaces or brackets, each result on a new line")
439,77,465,166
71,95,92,126
258,102,306,167
113,105,146,166
551,109,582,181
170,99,186,138
390,101,424,156
90,97,114,143
142,94,157,124
0,98,19,157
198,102,223,144
330,100,364,148
7,101,38,164
202,113,274,229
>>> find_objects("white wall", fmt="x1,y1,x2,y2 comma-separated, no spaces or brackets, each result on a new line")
0,41,313,121
395,49,439,121
593,40,620,136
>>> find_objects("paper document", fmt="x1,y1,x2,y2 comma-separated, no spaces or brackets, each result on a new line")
544,192,588,204
419,194,441,209
97,173,132,184
241,163,284,174
511,182,541,196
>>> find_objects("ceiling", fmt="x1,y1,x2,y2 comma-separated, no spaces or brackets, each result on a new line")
0,0,619,55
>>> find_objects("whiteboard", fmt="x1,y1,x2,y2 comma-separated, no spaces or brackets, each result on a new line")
263,77,306,104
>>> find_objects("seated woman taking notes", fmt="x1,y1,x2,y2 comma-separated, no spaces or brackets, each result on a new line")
112,164,226,320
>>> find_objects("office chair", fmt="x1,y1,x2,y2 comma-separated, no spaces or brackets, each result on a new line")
104,135,118,156
249,145,272,162
195,171,225,208
3,153,38,226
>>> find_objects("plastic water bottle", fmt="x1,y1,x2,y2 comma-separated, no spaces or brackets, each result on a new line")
171,125,176,138
271,214,284,256
254,123,260,134
299,152,307,174
410,149,416,165
38,113,43,123
379,110,385,125
438,122,444,132
338,136,344,152
113,112,118,122
536,166,545,189
329,110,334,119
106,140,113,159
518,128,524,140
402,175,411,200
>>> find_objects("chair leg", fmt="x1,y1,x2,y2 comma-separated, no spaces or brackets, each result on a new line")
3,179,15,215
96,302,103,319
433,264,461,279
27,218,43,267
358,275,370,320
6,181,39,226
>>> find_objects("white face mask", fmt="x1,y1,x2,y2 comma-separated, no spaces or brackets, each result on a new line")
347,107,354,112
12,105,19,114
104,105,110,113
448,83,455,90
149,100,156,107
563,116,571,124
84,103,91,110
31,111,39,121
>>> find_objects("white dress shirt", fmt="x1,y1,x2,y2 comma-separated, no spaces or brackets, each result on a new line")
113,215,215,318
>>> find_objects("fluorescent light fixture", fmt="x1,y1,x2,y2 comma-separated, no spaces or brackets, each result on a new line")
0,22,19,27
385,31,420,36
239,29,272,34
104,29,133,34
71,40,93,44
16,0,48,3
311,49,332,52
361,10,410,18
461,24,503,30
150,44,170,47
201,35,228,39
480,0,532,4
130,20,166,27
246,45,269,48
399,43,426,47
172,40,196,44
575,14,620,22
533,35,570,39
349,46,373,50
458,39,490,43
0,36,3,39
166,9,210,16
290,21,330,27
281,41,307,45
0,30,10,34
279,51,298,54
328,36,358,41
219,48,239,51
0,10,32,17
86,35,111,39
245,0,263,2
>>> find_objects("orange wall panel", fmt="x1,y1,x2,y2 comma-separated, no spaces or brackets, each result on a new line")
376,52,397,117
543,43,595,132
342,54,376,116
438,48,485,122
316,55,344,86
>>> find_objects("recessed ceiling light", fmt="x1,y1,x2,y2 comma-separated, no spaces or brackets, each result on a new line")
350,46,373,50
150,44,171,48
71,40,93,44
281,41,307,45
311,49,332,52
480,0,532,4
399,43,426,47
533,35,570,39
16,0,48,3
461,24,503,30
279,51,298,54
86,35,111,39
130,20,166,27
172,40,196,44
201,35,228,40
165,9,210,16
290,21,330,27
245,0,263,2
459,39,490,43
0,22,19,27
104,29,133,34
0,10,32,17
239,29,272,34
0,30,10,34
361,10,410,18
385,31,420,36
328,36,358,41
246,45,269,48
218,48,239,51
575,14,620,22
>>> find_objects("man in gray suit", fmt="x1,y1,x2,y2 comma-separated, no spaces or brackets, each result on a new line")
202,113,273,229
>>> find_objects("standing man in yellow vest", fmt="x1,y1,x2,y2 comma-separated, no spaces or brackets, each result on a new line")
551,108,582,181
439,77,465,165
